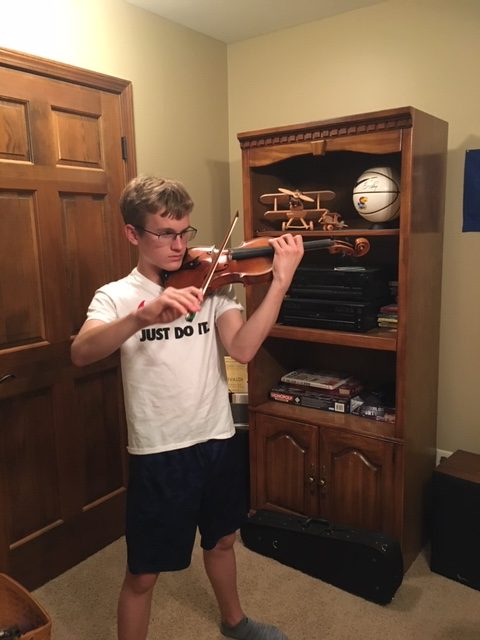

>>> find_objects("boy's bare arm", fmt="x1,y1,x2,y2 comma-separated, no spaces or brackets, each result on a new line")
71,286,203,366
217,234,303,363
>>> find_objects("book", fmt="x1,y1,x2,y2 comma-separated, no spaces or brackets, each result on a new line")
326,378,364,398
278,376,363,398
378,302,398,328
224,356,248,393
280,368,352,391
269,383,350,413
380,303,398,314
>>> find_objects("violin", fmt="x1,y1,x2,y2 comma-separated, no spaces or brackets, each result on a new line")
162,225,370,295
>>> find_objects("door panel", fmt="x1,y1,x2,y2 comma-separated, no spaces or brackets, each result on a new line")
320,429,396,535
0,191,44,347
253,413,318,516
0,97,32,161
0,49,136,589
75,367,126,507
53,110,103,168
2,383,62,543
61,193,115,334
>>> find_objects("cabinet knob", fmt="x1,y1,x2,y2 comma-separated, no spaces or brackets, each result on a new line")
0,374,16,384
307,475,316,494
307,476,327,487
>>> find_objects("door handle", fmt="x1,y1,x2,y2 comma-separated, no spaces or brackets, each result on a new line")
0,374,16,384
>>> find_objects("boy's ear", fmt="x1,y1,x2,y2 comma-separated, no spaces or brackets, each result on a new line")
125,224,139,245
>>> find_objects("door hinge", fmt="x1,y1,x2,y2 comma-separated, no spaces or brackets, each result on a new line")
121,137,128,160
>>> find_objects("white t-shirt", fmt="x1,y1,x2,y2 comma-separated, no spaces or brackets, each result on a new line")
86,268,243,454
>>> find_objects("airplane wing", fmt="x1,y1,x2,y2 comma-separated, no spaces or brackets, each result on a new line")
303,190,336,201
264,210,320,221
259,192,290,206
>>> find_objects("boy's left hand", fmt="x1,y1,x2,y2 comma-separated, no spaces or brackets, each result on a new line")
268,233,304,291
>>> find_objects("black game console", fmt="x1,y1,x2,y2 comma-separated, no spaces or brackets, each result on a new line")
279,297,381,332
288,266,390,301
279,266,390,332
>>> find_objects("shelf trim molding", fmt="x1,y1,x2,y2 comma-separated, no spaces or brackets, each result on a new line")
238,109,413,150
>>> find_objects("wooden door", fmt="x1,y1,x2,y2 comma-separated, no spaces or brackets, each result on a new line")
319,429,397,535
0,48,136,589
252,413,318,516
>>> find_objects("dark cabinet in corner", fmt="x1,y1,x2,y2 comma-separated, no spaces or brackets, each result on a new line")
237,107,448,570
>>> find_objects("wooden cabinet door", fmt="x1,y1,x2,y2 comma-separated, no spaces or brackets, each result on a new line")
0,50,136,589
319,429,397,535
252,413,318,516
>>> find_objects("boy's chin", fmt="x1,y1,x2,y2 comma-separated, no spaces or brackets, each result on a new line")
161,257,184,271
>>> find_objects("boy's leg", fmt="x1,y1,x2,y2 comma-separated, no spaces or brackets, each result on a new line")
203,533,288,640
117,570,158,640
203,532,244,626
200,437,288,640
122,450,199,638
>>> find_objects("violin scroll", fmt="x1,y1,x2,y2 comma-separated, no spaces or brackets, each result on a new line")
328,237,370,257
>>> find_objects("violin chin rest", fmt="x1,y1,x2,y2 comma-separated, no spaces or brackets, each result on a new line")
184,257,201,269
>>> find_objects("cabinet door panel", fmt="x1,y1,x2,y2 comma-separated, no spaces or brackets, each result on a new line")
320,430,396,535
253,414,318,516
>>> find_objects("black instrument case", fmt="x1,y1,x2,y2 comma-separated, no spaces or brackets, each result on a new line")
240,510,403,604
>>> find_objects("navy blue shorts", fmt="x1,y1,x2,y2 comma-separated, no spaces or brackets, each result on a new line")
126,435,248,574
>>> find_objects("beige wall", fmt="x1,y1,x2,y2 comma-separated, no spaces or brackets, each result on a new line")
1,0,479,454
0,0,230,245
228,0,480,456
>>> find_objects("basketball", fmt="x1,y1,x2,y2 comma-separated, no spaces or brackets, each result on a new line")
352,167,400,223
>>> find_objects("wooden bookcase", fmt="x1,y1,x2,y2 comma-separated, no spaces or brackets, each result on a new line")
237,107,448,569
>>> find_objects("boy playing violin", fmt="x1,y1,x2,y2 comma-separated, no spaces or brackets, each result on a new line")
71,175,304,640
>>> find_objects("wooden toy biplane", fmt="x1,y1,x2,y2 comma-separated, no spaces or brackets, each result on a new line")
259,188,347,231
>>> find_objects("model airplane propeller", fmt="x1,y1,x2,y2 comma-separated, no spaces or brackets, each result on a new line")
277,187,315,207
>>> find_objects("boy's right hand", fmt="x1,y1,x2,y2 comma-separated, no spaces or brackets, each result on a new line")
135,286,203,326
72,286,203,368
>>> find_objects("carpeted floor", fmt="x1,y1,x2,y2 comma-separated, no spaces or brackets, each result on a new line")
33,534,480,640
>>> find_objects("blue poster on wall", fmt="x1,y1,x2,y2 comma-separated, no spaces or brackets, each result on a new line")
463,149,480,232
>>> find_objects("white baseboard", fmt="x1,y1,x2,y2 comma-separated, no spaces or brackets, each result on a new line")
436,448,453,466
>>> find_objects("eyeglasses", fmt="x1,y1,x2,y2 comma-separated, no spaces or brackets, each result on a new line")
134,225,197,244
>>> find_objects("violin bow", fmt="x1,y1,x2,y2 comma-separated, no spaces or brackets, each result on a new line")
185,211,239,321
